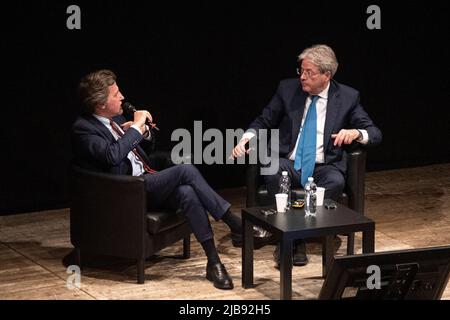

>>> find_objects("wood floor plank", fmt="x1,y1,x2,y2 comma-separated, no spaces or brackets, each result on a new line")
1,163,450,299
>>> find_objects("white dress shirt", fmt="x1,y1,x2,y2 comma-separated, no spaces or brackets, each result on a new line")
242,81,369,163
288,83,330,163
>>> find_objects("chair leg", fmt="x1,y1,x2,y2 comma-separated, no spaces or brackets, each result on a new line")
137,258,145,284
183,235,191,259
347,233,355,255
74,247,82,270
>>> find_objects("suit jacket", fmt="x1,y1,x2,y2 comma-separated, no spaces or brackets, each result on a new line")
249,78,382,174
71,114,152,175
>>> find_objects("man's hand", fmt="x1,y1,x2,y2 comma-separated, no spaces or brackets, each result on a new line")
121,121,147,135
132,110,153,134
331,129,361,147
230,138,251,159
120,121,133,132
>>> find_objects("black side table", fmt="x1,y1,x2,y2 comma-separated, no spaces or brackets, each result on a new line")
241,203,375,300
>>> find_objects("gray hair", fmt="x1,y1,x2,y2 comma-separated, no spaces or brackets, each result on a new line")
298,44,339,77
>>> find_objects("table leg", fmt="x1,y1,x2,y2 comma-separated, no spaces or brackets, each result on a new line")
242,218,254,288
346,233,355,255
362,229,375,253
322,235,334,278
280,238,292,300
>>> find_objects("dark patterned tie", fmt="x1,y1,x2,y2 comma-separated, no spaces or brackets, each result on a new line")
109,120,157,174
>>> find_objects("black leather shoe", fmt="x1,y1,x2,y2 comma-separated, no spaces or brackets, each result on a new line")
293,240,309,266
273,244,281,267
231,226,274,249
231,232,243,247
273,241,309,267
206,262,234,290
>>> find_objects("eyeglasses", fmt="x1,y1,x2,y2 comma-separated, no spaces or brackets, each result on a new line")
296,68,320,78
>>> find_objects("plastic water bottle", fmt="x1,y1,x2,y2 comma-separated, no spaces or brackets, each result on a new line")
279,171,291,210
304,177,317,216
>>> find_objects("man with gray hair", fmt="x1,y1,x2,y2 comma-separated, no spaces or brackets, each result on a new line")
231,44,382,267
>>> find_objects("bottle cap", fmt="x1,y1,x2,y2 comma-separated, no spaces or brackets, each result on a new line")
308,177,314,182
282,171,288,176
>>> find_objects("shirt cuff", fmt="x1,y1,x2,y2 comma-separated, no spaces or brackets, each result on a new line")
357,129,369,145
131,125,143,135
241,131,256,142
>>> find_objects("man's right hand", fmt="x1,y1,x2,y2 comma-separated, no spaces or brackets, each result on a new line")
230,138,251,159
132,110,153,134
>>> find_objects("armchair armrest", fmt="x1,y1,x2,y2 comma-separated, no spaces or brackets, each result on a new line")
345,148,367,214
139,132,173,170
70,166,147,259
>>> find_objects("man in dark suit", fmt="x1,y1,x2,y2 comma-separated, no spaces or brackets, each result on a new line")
231,44,382,267
72,69,244,290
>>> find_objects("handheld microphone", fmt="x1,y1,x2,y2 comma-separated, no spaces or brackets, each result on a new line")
121,101,160,131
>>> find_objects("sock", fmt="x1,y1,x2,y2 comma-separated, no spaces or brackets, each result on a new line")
222,210,242,234
201,238,221,265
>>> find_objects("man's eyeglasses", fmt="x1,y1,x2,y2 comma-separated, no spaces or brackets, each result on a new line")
296,68,320,78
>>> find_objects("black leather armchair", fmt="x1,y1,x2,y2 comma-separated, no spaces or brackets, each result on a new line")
245,147,367,254
70,152,191,284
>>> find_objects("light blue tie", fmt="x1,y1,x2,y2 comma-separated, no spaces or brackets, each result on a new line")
294,95,319,187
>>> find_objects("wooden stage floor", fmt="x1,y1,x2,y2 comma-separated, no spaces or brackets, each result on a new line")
1,164,450,300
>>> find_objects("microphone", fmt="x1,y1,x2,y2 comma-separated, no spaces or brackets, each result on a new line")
121,101,160,131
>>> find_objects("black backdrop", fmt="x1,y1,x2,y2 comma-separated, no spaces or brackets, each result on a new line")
2,1,449,214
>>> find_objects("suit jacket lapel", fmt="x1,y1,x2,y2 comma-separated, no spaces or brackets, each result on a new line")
289,89,308,151
87,115,116,141
323,80,340,159
88,114,153,167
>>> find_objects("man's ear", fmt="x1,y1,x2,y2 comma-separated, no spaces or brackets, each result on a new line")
93,104,105,115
